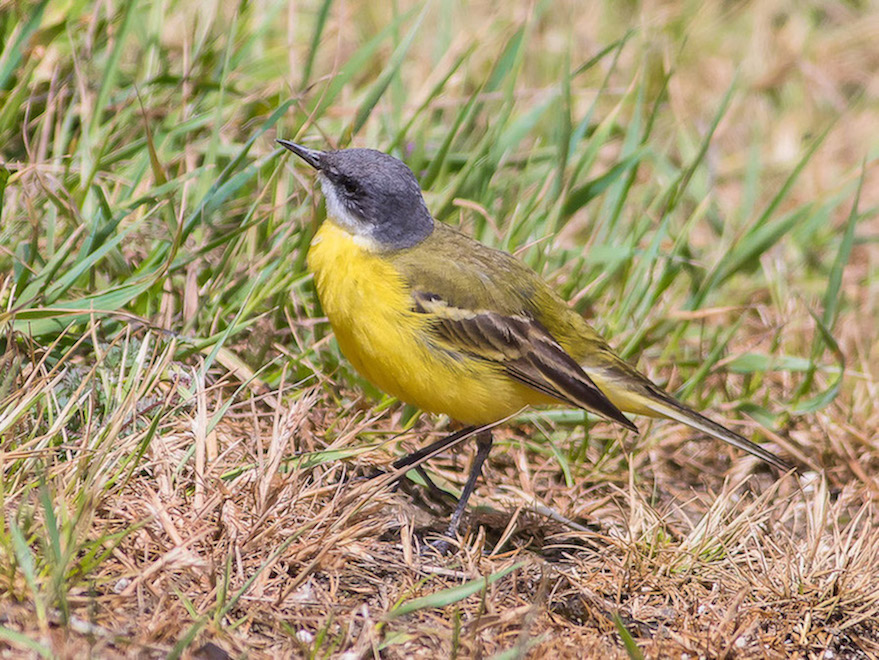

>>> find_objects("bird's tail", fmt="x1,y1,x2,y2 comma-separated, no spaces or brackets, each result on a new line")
634,387,793,472
588,366,794,472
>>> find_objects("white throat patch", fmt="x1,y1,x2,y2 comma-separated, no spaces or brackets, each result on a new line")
319,174,380,251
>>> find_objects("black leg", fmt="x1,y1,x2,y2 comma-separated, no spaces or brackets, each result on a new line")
414,465,456,503
430,429,493,554
392,425,478,471
394,464,456,509
369,426,478,499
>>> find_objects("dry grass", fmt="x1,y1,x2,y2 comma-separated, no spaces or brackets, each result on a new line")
1,0,879,658
2,325,878,658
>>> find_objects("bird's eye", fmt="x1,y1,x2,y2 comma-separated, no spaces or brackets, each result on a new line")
341,178,358,196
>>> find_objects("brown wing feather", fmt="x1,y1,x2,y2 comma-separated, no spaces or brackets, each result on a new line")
413,291,637,431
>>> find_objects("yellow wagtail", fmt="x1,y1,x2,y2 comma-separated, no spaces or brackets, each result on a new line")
278,140,792,548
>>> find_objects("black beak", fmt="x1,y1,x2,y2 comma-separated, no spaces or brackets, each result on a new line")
277,139,324,170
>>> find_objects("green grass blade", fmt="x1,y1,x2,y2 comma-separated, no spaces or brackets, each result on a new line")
345,3,429,139
0,625,52,659
614,613,645,660
563,148,648,217
421,85,483,189
551,44,573,199
388,43,475,152
0,0,49,91
692,120,837,308
387,562,524,619
792,309,846,414
89,0,135,138
9,517,47,628
301,0,334,90
11,276,156,336
307,6,419,122
822,164,864,330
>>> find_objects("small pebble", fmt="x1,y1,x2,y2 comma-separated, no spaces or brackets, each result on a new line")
296,630,314,644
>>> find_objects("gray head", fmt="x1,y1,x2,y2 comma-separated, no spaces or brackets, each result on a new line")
278,140,434,251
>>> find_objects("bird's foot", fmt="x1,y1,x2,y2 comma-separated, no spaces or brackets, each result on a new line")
421,532,457,556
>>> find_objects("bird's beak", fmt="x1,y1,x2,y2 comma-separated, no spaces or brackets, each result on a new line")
277,139,324,170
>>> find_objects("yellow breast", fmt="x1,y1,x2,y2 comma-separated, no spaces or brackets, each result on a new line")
306,222,543,425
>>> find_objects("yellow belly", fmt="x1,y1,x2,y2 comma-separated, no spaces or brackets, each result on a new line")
306,222,545,425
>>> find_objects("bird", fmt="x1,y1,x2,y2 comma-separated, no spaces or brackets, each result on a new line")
278,139,793,550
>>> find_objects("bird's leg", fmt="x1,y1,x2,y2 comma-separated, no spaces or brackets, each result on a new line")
369,427,474,482
445,429,494,536
391,465,454,509
411,465,456,503
391,426,478,501
429,429,493,554
392,426,478,471
370,426,478,502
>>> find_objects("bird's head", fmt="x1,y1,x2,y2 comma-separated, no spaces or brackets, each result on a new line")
278,140,434,251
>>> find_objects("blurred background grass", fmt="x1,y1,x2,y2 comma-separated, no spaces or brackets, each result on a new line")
1,0,878,657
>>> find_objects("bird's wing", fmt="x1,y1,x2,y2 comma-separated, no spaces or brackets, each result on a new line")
411,291,637,431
